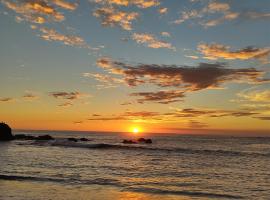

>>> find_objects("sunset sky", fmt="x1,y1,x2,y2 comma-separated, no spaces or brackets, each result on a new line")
0,0,270,134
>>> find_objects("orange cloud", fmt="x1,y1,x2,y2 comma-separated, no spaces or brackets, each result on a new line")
93,7,139,30
39,27,89,48
96,57,269,91
52,0,78,10
2,0,65,24
132,33,175,50
131,90,185,104
0,97,14,102
198,43,270,62
94,0,160,8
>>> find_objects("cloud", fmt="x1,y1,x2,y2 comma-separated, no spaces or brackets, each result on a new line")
87,111,162,121
39,27,89,48
2,0,65,24
22,93,39,101
0,97,14,102
237,89,270,102
173,1,239,27
170,108,259,118
159,7,168,15
83,72,124,88
96,57,269,91
93,0,160,9
161,32,171,37
243,11,270,20
93,7,139,30
130,90,185,104
52,0,78,10
185,55,199,59
50,91,88,100
189,120,208,128
198,43,270,63
87,107,260,122
58,102,73,107
253,116,270,121
132,33,175,50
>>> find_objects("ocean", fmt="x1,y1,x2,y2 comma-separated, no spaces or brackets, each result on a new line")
0,131,269,200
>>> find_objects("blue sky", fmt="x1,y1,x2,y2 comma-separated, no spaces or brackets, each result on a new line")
0,0,270,133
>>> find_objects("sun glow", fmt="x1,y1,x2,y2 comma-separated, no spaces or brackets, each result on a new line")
132,127,140,134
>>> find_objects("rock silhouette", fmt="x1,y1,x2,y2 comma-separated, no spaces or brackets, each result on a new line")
122,138,153,144
0,122,13,141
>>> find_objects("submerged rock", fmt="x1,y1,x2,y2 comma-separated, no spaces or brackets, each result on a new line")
0,122,13,141
36,135,54,140
122,139,137,144
14,134,36,140
145,139,152,144
68,138,78,142
80,138,89,141
137,138,152,144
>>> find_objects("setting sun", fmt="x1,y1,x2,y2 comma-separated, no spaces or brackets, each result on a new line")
132,127,140,134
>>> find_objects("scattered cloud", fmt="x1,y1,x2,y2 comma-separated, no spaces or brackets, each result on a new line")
2,0,65,24
172,1,244,27
189,120,208,128
159,7,168,15
185,55,199,59
93,7,139,30
52,0,78,11
58,102,73,107
87,107,260,122
198,43,270,63
161,32,171,37
96,57,269,91
22,92,39,101
0,97,14,102
93,0,160,9
130,90,185,104
253,116,270,121
237,89,270,102
170,107,259,118
50,91,88,100
83,72,124,88
132,33,175,50
39,27,89,48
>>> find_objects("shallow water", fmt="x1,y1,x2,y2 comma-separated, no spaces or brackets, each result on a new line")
0,131,270,199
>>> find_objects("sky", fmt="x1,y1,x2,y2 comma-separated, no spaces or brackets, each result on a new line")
0,0,270,134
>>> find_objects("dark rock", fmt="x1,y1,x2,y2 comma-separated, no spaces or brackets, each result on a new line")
14,134,36,140
122,139,137,144
68,138,78,142
137,138,152,144
80,138,89,141
145,139,152,144
36,135,54,140
0,122,13,141
138,138,146,142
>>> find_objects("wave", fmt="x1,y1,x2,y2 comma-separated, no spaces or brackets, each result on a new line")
0,174,243,199
29,140,270,157
128,187,244,199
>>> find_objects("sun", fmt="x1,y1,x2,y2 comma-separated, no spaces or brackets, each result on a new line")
132,127,140,134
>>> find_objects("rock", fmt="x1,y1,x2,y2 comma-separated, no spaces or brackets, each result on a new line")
122,139,137,144
0,122,13,141
145,139,152,144
138,138,146,142
137,138,152,144
67,138,78,142
80,138,89,141
36,135,54,140
14,134,36,140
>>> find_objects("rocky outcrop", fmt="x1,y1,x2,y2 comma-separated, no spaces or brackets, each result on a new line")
122,138,153,144
0,122,13,141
